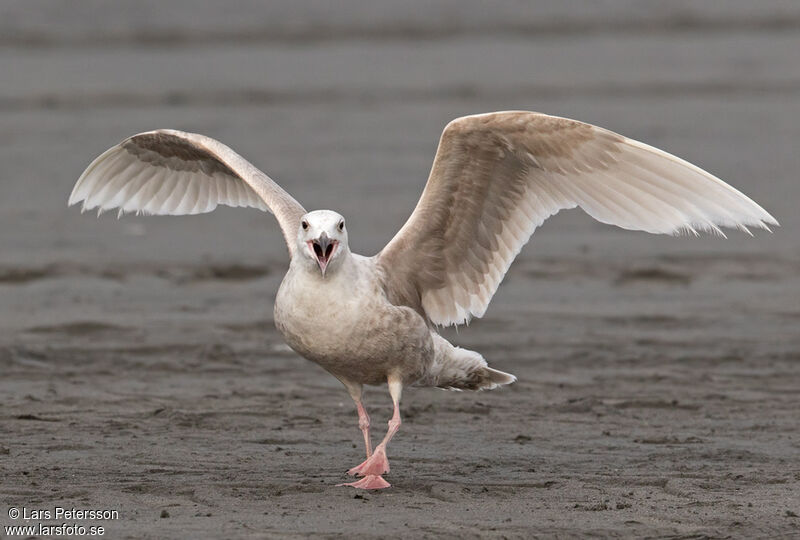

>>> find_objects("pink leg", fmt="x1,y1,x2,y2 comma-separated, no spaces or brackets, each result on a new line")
356,401,372,459
339,381,372,459
339,378,402,490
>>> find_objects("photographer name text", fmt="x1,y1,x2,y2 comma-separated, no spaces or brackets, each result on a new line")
8,506,119,521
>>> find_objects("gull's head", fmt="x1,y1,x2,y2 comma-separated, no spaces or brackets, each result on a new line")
296,210,349,277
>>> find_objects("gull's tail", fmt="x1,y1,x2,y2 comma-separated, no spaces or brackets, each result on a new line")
420,334,517,391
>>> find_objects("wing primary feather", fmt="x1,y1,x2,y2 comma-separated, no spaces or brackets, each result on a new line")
617,160,738,235
86,158,139,211
592,169,688,233
76,152,127,211
70,147,118,207
630,139,777,223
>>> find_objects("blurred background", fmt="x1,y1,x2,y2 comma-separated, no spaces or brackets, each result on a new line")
1,1,798,537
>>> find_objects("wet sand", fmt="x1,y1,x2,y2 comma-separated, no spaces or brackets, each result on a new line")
2,1,799,537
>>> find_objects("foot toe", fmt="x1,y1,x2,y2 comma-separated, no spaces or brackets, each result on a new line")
347,448,390,477
337,474,391,490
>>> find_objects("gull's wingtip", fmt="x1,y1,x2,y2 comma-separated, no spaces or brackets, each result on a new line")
67,181,83,207
765,215,780,229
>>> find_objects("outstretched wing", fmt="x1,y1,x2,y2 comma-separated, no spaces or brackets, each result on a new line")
68,129,307,257
376,111,778,326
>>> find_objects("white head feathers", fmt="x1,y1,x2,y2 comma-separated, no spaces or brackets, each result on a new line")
296,210,349,277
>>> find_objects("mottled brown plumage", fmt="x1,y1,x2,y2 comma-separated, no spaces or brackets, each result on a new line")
122,133,239,177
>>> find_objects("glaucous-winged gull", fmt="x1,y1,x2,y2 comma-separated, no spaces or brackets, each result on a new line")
68,111,777,489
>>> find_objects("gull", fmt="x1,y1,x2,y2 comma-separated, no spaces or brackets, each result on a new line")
69,111,777,489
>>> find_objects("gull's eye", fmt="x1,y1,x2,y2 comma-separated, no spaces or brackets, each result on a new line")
338,220,345,231
301,220,309,230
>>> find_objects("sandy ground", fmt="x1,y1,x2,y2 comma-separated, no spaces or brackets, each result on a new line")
2,1,799,538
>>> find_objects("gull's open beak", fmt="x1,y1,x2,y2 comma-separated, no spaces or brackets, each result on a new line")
308,232,338,277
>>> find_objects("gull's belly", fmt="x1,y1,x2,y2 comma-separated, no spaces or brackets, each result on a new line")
274,267,433,385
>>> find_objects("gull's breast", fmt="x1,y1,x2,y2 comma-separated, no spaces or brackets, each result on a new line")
274,262,434,385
